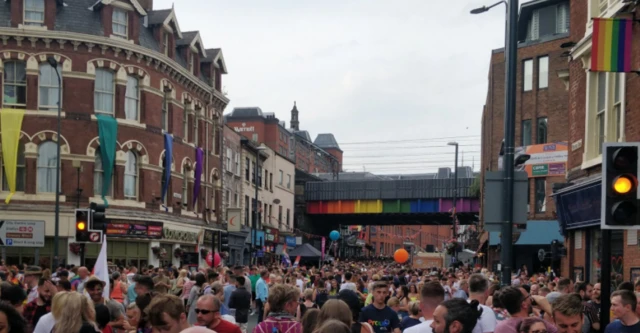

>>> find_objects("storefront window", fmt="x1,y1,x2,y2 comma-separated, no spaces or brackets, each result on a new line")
84,241,148,271
590,229,623,283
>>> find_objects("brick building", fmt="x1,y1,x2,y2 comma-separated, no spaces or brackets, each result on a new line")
554,0,640,283
0,0,228,268
225,103,342,175
479,0,569,273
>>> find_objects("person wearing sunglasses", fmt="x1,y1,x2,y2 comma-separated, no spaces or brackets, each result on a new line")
195,294,241,333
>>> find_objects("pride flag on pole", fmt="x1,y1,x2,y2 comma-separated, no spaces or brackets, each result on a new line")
591,18,633,72
92,236,110,300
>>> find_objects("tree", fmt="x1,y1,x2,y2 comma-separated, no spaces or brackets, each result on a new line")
469,175,481,198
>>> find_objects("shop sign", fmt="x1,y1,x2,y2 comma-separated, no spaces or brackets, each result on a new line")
264,227,279,243
0,220,45,247
285,236,296,248
163,227,198,243
107,220,163,239
203,230,215,244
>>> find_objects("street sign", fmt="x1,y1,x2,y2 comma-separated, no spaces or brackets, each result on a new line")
483,171,529,232
0,220,45,247
89,232,102,243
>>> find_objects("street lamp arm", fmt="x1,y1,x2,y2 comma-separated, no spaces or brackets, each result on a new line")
470,0,507,14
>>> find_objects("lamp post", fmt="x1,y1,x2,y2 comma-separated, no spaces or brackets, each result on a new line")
471,0,517,286
47,57,62,269
448,142,459,263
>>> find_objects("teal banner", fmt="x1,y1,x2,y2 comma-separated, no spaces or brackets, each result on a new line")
96,114,118,206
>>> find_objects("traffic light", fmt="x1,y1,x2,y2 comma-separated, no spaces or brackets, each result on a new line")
75,209,90,242
601,143,640,229
551,240,566,260
219,231,229,252
90,202,107,231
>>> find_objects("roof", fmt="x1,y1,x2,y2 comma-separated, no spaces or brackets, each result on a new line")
288,243,322,258
314,133,341,151
294,131,312,142
89,0,147,15
489,220,563,246
315,172,389,181
203,48,228,74
228,107,264,118
177,31,206,57
147,9,171,24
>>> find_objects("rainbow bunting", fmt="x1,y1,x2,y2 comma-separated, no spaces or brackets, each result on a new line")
591,18,633,72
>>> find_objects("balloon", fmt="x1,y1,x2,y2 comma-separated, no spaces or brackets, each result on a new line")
205,252,213,267
394,249,409,263
329,230,340,241
213,252,221,267
206,252,221,267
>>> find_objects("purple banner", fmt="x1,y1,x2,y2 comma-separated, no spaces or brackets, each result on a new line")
321,237,326,261
548,163,566,175
193,148,203,206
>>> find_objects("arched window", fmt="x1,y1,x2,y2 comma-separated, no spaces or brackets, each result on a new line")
125,76,139,120
93,149,113,197
37,141,58,193
1,144,26,192
124,151,137,199
182,164,190,210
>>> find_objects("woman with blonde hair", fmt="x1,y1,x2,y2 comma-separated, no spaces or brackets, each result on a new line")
51,291,99,333
297,288,318,321
312,320,351,333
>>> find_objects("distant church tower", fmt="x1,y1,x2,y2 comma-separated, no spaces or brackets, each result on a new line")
290,101,300,131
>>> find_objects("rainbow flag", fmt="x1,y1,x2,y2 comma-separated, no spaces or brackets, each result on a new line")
591,18,633,72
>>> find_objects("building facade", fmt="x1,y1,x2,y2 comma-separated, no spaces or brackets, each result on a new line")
0,0,228,269
554,0,640,283
479,0,569,273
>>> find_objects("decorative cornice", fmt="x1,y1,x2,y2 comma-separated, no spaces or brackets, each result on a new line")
0,28,230,108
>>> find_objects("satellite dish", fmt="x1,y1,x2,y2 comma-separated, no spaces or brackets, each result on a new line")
538,249,546,262
273,198,281,204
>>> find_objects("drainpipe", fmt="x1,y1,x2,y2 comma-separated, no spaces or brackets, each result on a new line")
204,101,211,224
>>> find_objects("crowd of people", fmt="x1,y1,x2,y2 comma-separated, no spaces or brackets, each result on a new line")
0,260,639,333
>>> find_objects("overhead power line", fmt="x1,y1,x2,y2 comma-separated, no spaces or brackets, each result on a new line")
340,134,481,145
346,151,481,159
341,144,479,151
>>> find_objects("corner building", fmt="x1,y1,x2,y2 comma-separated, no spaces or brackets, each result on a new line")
555,0,640,283
479,0,569,273
0,0,228,269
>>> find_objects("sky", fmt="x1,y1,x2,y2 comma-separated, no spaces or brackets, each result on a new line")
155,0,509,174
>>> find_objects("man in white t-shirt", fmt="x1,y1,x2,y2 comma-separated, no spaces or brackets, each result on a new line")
405,281,445,333
33,313,56,333
467,274,497,333
340,272,357,292
294,273,305,293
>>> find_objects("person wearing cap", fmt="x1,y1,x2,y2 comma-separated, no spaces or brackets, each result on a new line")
85,276,127,330
24,265,43,303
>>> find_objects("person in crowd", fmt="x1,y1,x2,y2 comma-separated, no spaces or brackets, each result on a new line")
297,288,318,322
431,299,483,333
196,294,241,333
95,304,113,333
453,280,469,300
340,272,357,292
468,273,497,333
301,308,320,333
0,283,26,314
56,279,72,292
589,283,601,321
605,290,640,333
404,281,444,333
396,285,410,319
407,284,419,302
71,267,90,293
314,278,329,308
85,276,126,330
313,320,351,333
359,281,400,333
253,284,301,333
223,275,237,317
573,282,599,333
494,286,555,333
187,273,207,325
530,284,540,297
24,266,43,303
23,278,56,331
318,299,353,329
51,291,100,333
110,272,127,305
229,276,251,333
0,300,27,333
134,275,155,299
329,279,339,296
549,294,582,333
400,301,422,331
153,268,172,294
516,318,546,333
255,271,269,324
122,304,140,333
146,294,192,333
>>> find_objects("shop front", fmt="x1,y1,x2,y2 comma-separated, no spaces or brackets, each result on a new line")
4,237,67,269
553,177,627,282
161,226,199,269
84,219,163,269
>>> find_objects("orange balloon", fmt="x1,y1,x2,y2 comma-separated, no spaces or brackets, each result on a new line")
394,249,409,263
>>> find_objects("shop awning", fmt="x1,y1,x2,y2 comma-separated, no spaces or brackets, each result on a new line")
489,220,564,246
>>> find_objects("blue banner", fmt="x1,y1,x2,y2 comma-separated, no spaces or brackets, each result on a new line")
285,236,296,248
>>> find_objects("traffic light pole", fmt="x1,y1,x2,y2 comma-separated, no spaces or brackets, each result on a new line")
500,0,518,286
600,229,611,327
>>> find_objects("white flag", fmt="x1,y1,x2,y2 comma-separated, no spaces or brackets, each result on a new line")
92,235,110,300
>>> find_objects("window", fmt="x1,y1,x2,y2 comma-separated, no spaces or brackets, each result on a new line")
537,117,548,144
244,195,250,225
287,174,291,189
233,193,238,207
161,91,168,131
24,0,45,26
286,209,290,229
1,144,25,192
523,60,533,91
225,148,232,172
163,32,169,56
125,76,139,120
189,53,194,73
251,160,255,184
538,56,549,89
182,166,189,210
596,72,606,154
257,166,263,187
252,133,258,142
37,142,58,193
245,157,250,181
124,151,137,199
527,3,569,40
37,63,61,111
93,149,113,196
235,153,240,175
279,170,283,185
269,173,273,191
278,206,283,227
3,62,27,108
613,73,622,142
521,120,532,146
112,8,128,38
94,69,115,115
534,178,546,213
264,169,268,190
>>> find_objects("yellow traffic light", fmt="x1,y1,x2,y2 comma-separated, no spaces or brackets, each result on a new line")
77,221,86,231
613,175,635,194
